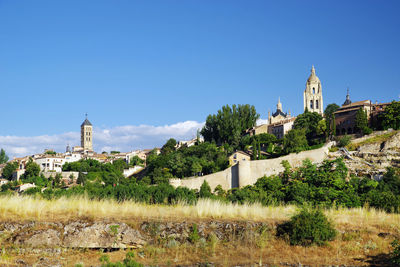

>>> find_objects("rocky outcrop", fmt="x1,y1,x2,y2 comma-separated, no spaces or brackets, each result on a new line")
330,131,400,178
0,220,270,249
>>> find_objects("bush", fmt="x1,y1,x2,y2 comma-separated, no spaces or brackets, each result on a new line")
391,239,400,265
276,209,336,246
337,135,351,147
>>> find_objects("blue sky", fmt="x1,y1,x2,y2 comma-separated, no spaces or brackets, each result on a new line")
0,0,399,157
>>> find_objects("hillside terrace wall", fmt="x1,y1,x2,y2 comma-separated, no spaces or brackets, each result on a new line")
170,142,333,191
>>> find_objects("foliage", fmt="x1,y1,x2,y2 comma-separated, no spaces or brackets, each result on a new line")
293,111,324,145
381,101,400,130
199,181,212,198
324,103,339,138
44,150,57,155
276,208,336,246
201,104,259,147
2,161,18,180
337,135,351,147
355,107,371,135
391,239,400,265
283,129,308,154
161,138,176,154
129,156,144,167
24,159,40,178
144,141,229,183
0,149,9,164
100,251,143,267
188,223,200,243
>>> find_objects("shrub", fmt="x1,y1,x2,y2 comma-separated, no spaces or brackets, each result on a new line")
188,223,200,243
391,239,400,265
276,209,336,246
337,135,351,147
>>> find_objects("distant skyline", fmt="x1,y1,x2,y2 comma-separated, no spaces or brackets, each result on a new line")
1,0,399,157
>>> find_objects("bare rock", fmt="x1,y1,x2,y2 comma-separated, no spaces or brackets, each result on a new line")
14,229,61,247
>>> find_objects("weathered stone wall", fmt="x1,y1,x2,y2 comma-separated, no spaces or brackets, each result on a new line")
170,142,333,190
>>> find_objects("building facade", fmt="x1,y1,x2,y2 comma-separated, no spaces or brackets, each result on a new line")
81,116,93,151
303,66,323,114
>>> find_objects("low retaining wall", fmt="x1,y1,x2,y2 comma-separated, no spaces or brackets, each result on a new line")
170,142,333,190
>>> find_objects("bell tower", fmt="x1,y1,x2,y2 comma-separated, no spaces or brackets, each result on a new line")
81,114,93,151
303,65,323,114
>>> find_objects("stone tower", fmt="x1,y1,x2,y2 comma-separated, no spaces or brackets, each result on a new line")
81,115,93,151
303,65,323,114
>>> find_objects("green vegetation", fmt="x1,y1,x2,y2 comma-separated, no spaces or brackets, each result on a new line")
100,251,143,267
324,103,339,138
391,239,400,265
381,101,400,130
283,129,308,153
143,141,229,184
337,135,351,147
2,161,18,180
201,104,259,147
277,208,336,246
293,110,324,145
2,157,400,213
355,107,372,135
0,148,9,164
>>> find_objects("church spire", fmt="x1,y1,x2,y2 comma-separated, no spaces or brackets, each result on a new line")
343,87,352,106
311,65,315,75
277,97,282,111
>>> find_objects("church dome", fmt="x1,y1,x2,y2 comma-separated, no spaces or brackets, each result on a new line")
307,65,320,84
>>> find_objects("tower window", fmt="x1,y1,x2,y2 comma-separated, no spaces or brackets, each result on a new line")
316,100,319,109
310,100,313,109
313,87,315,94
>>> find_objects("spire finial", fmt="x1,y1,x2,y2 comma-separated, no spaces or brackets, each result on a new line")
85,113,88,119
311,65,315,75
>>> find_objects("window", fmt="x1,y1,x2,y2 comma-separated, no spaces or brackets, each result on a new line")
316,100,319,109
313,87,315,94
310,100,313,109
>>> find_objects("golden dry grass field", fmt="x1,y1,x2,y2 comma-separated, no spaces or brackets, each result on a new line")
0,195,399,266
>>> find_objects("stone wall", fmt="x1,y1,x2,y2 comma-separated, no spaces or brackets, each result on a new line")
170,142,333,190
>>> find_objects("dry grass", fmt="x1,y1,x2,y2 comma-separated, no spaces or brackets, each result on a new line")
0,195,296,222
1,195,400,231
1,195,400,266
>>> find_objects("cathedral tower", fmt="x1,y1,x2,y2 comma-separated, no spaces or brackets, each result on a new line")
303,66,323,114
81,115,93,151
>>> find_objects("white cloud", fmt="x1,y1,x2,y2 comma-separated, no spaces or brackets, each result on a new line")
0,121,204,159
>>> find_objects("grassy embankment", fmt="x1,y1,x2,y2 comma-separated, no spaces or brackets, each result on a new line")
1,195,400,266
346,130,399,151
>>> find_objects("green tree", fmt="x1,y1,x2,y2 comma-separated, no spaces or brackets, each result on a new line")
0,149,9,164
77,171,86,185
161,138,177,154
24,159,40,178
355,107,371,135
324,103,339,138
2,161,18,180
293,111,323,144
199,180,212,198
201,104,259,147
283,129,308,154
130,156,144,166
382,101,400,130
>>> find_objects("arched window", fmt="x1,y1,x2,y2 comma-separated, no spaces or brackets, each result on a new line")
310,100,313,109
316,100,319,109
313,87,315,94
